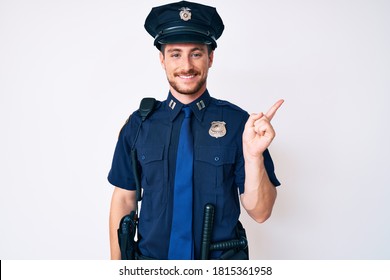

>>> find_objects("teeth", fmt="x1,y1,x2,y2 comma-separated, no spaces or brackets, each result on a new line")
179,75,195,79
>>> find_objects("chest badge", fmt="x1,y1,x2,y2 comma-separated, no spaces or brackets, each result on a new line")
209,121,226,138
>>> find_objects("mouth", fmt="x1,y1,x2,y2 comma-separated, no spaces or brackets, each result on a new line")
175,71,198,80
178,74,196,79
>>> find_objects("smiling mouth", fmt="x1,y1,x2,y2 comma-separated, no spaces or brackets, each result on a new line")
178,74,196,79
176,70,198,79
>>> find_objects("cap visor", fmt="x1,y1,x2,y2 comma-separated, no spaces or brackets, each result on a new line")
156,33,214,46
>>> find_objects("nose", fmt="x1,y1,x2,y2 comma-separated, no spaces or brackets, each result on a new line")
181,55,194,71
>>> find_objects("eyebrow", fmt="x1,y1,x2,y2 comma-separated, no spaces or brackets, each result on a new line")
166,47,206,53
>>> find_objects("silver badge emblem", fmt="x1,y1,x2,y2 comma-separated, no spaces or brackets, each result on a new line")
179,7,191,21
209,121,226,138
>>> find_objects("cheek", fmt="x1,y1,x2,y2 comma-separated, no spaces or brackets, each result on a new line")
164,65,175,75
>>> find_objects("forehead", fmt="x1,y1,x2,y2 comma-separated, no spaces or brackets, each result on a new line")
163,43,208,52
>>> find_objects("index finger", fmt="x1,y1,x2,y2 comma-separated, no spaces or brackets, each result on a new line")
265,99,284,121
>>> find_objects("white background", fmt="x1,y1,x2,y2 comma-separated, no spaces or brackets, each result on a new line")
0,0,389,259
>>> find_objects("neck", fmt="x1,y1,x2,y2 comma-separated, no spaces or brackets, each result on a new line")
169,87,206,105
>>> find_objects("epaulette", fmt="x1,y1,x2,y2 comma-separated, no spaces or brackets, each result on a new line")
214,98,246,113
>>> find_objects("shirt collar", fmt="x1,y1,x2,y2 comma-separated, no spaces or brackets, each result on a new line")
166,90,211,122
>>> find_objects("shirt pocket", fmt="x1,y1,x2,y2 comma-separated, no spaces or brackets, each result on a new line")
137,145,166,189
194,146,236,193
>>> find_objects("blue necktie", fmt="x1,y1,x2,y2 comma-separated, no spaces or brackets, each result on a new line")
168,106,194,259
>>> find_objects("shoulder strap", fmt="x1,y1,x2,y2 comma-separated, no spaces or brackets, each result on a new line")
118,97,157,259
131,97,157,203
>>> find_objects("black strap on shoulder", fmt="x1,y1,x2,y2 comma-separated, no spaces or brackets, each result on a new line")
118,97,157,260
131,97,157,202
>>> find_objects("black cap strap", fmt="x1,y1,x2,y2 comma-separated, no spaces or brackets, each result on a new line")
155,25,216,41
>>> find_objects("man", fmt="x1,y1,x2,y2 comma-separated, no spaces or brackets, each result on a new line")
108,0,283,260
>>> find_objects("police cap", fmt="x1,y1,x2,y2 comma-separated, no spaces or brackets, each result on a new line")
144,1,224,50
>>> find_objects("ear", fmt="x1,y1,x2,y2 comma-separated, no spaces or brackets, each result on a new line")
159,51,166,70
208,51,214,68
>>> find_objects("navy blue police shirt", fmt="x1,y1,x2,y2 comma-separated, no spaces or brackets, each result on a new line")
108,90,280,259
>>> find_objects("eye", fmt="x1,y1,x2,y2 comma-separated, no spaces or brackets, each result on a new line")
170,53,180,58
191,52,202,58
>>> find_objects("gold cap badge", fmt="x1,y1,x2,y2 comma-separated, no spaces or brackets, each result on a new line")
179,7,191,21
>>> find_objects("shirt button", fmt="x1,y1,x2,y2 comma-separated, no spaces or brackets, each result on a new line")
214,156,220,161
141,155,146,160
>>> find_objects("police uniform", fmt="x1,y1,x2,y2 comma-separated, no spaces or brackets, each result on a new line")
108,1,281,260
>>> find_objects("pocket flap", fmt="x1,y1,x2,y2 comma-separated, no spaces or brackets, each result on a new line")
137,146,164,164
195,146,236,166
